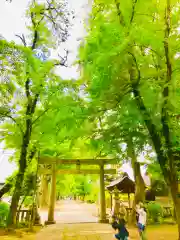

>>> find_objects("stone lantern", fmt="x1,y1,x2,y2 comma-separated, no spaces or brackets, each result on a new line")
112,187,121,217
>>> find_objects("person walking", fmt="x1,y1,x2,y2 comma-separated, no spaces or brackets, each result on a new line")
136,203,147,240
112,219,129,240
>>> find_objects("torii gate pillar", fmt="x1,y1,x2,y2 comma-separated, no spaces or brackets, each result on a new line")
45,164,56,225
99,163,108,223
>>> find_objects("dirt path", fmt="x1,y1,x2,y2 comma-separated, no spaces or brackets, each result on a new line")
39,200,98,224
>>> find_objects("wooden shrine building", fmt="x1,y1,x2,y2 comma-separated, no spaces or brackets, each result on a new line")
106,173,135,207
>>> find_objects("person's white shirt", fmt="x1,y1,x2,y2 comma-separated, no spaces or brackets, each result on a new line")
137,208,147,226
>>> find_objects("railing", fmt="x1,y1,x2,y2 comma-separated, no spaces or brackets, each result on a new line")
0,208,39,227
16,209,33,224
162,206,173,218
0,210,33,226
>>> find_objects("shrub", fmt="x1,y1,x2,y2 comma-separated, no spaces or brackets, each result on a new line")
87,199,95,204
0,201,9,226
147,202,163,223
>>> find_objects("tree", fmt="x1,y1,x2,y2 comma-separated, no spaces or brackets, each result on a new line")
0,0,71,227
80,42,148,223
80,0,180,236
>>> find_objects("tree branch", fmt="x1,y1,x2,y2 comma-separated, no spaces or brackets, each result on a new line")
130,0,137,24
114,0,125,26
25,78,31,99
128,51,141,83
28,145,37,163
1,114,24,134
15,34,27,46
31,12,38,50
30,12,44,50
134,44,163,58
54,50,69,67
32,107,50,125
31,93,39,115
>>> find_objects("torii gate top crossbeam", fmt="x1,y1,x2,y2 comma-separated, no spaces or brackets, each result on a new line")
39,157,118,165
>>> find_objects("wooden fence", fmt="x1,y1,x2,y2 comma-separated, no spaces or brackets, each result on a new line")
16,209,33,224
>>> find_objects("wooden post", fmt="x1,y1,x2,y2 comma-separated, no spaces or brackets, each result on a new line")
45,164,56,225
40,175,49,208
99,163,108,223
128,192,131,208
112,187,120,217
110,192,113,211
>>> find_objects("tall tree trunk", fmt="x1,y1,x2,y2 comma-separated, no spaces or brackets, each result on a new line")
127,137,145,224
7,137,29,227
7,116,33,227
170,178,180,239
7,172,24,227
162,1,180,237
131,162,145,223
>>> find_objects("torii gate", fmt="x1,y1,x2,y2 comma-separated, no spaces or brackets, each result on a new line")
38,157,117,224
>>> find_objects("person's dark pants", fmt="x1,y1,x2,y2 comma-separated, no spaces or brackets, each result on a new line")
137,223,145,231
115,234,128,240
